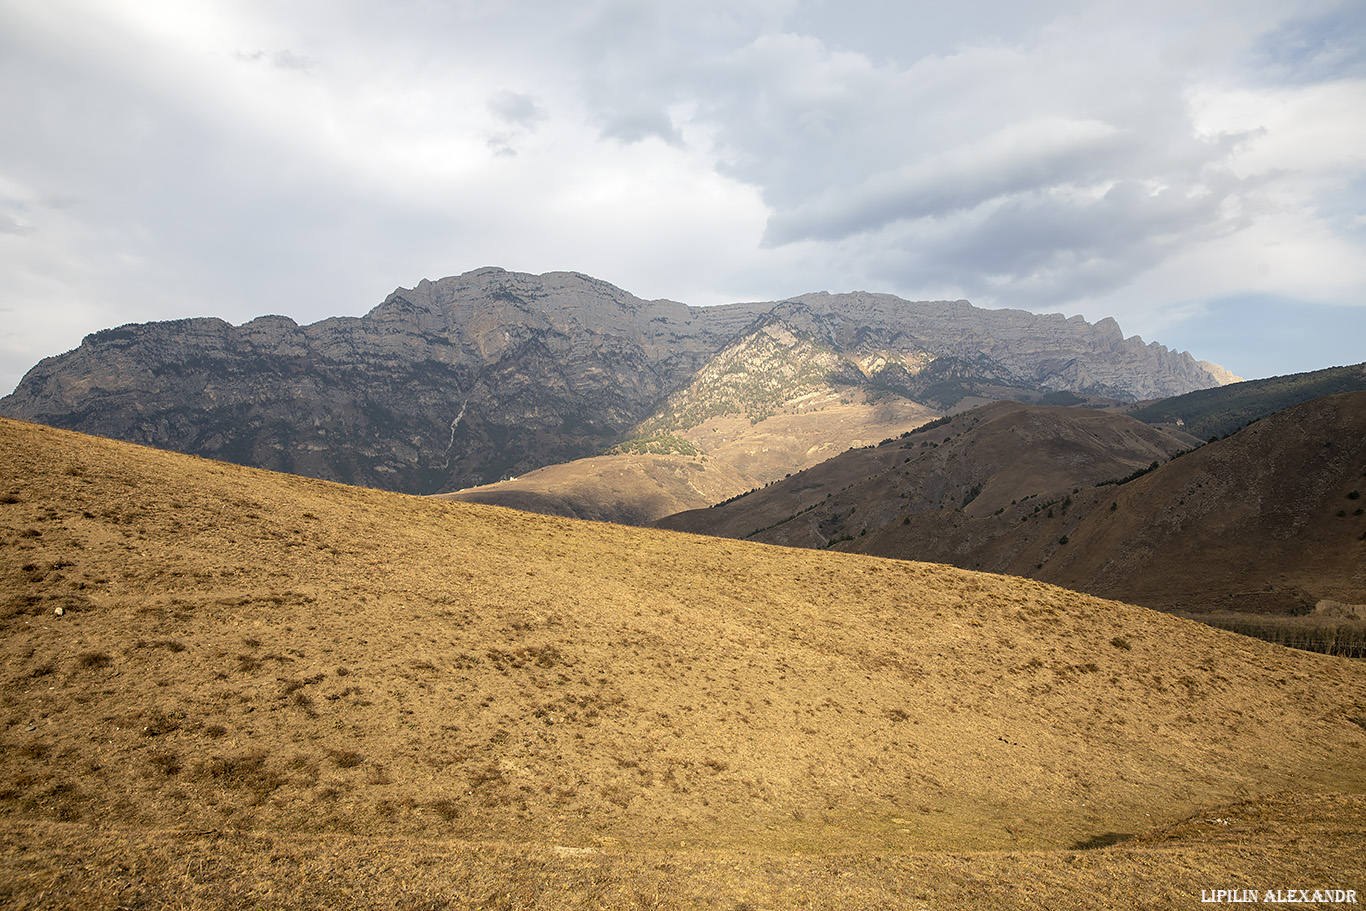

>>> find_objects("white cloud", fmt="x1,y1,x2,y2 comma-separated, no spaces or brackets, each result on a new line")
1191,79,1366,178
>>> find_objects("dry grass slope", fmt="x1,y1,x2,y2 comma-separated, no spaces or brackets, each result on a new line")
2,417,1364,909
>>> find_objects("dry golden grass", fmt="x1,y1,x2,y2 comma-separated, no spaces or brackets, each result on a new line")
2,417,1364,908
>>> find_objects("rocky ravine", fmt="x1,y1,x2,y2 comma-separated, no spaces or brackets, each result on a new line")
0,267,1236,494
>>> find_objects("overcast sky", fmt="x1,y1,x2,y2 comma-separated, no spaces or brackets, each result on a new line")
2,0,1364,393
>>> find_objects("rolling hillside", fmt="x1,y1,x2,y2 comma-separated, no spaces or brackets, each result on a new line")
2,417,1364,909
1034,390,1366,614
658,401,1200,544
661,393,1366,621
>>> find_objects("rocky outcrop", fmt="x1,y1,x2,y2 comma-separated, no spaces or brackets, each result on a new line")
0,267,1234,494
777,294,1237,402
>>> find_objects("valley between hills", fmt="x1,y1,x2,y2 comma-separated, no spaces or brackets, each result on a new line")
3,417,1365,910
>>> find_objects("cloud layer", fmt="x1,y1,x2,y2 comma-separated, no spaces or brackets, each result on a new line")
1,0,1364,390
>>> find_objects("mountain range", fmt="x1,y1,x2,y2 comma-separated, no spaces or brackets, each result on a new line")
6,266,1361,627
0,267,1236,496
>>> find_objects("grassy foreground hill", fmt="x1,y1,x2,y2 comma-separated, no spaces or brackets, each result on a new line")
2,418,1365,909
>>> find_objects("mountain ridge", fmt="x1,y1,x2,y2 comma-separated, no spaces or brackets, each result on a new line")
1,268,1236,495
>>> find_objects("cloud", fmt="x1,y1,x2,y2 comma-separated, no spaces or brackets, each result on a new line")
762,118,1131,244
1250,3,1366,82
0,0,1363,391
232,48,315,72
488,90,546,129
0,214,34,236
666,2,1365,326
486,90,547,156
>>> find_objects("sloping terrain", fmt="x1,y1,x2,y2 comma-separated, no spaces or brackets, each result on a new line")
1129,361,1366,440
438,399,933,525
437,451,752,525
660,393,1366,618
2,417,1364,909
439,316,1126,524
436,313,1023,523
1033,390,1366,614
658,401,1200,547
0,268,1234,496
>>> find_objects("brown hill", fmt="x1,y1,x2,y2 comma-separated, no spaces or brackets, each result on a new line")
2,417,1365,909
1031,390,1366,614
660,394,1366,620
441,397,937,524
657,400,1199,546
436,451,752,524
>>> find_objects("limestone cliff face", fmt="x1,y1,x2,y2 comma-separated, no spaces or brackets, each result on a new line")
778,294,1236,402
0,267,1233,493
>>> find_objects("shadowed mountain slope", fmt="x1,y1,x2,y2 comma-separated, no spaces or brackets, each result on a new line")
3,417,1363,907
657,401,1200,545
660,393,1366,618
0,268,1233,497
1031,390,1366,614
1130,361,1366,440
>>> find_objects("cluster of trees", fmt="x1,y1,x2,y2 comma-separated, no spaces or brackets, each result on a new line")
1190,613,1366,659
607,434,701,457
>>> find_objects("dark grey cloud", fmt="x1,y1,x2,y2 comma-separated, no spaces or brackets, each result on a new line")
486,90,547,156
597,107,683,146
487,90,546,129
0,212,34,236
761,119,1134,245
880,173,1254,306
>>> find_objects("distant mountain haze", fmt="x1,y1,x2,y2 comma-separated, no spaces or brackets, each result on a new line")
0,268,1235,495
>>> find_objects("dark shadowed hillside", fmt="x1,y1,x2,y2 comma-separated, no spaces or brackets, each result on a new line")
1031,390,1366,615
657,401,1200,549
660,393,1366,618
1130,361,1366,440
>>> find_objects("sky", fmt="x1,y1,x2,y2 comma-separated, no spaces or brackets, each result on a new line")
2,0,1364,394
